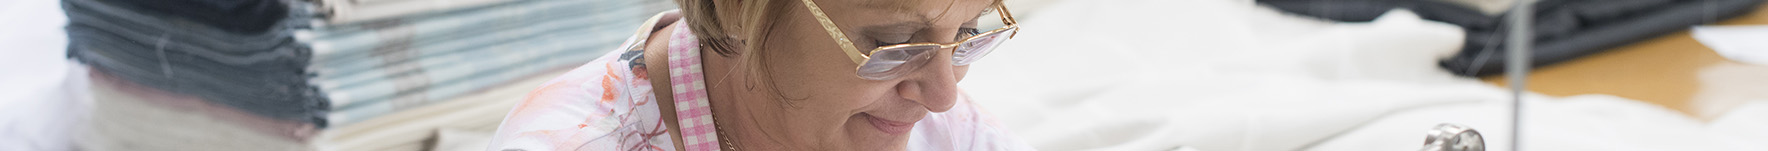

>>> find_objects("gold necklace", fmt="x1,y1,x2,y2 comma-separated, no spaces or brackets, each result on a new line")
714,119,739,150
714,123,735,150
710,101,738,150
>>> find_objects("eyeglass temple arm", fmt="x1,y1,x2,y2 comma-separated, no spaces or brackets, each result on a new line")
996,5,1016,25
995,4,1017,38
799,0,870,64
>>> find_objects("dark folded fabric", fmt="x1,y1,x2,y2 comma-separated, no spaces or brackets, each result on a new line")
64,0,329,127
97,0,287,34
1257,0,1764,77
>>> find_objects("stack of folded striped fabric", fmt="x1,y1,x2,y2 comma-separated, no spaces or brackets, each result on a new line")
296,0,673,126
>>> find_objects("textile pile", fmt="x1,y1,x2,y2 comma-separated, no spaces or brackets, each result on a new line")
962,0,1768,150
64,0,324,125
62,0,669,149
299,0,672,126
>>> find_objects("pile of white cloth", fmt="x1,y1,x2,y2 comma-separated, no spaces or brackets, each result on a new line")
962,0,1768,150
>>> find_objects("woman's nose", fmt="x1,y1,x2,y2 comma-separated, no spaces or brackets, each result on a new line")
894,52,960,113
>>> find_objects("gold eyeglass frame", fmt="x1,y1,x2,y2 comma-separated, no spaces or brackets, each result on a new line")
799,0,1020,69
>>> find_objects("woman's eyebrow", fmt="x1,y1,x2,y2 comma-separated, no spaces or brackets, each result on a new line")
860,0,934,22
862,22,930,36
854,1,935,36
856,0,995,35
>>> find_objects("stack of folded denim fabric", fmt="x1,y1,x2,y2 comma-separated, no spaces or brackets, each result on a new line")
65,0,329,126
297,0,672,126
64,0,325,149
66,0,671,131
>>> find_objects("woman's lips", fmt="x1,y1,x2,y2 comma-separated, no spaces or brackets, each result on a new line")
864,113,915,134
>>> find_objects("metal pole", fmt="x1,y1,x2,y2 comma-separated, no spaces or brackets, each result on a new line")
1505,0,1533,151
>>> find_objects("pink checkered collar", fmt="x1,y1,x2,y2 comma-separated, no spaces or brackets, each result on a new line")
663,20,724,151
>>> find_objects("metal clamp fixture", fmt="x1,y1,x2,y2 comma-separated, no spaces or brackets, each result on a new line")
1421,124,1485,151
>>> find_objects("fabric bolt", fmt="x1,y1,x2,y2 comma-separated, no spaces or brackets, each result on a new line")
304,8,653,79
300,0,664,83
430,128,496,151
299,0,640,62
321,0,422,5
323,33,617,125
314,0,520,25
296,0,660,39
97,0,287,33
312,25,597,90
486,11,1035,151
65,0,310,67
301,0,672,126
63,0,330,126
308,20,626,89
80,70,313,151
313,70,559,151
1256,0,1766,76
317,28,624,108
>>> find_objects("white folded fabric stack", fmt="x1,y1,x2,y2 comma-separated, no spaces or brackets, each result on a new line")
314,70,564,151
294,0,673,126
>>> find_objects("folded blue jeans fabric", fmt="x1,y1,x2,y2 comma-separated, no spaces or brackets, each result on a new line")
97,0,286,33
64,0,330,127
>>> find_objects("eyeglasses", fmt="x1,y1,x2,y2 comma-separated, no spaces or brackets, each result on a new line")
799,0,1019,80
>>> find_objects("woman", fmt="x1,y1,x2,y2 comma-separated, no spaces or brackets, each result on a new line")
486,0,1026,150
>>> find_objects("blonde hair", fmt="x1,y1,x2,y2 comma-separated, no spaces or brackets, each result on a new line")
675,0,813,102
674,0,779,57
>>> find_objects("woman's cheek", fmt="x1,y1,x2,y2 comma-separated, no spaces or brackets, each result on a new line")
953,66,969,82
